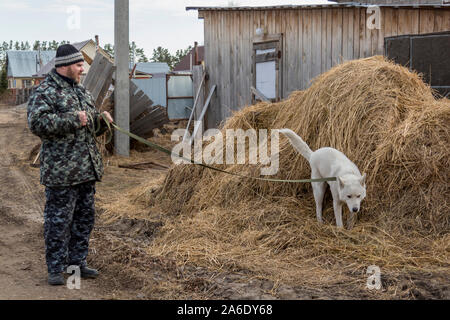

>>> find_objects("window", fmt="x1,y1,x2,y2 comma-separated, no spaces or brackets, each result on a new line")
23,79,32,88
252,34,283,103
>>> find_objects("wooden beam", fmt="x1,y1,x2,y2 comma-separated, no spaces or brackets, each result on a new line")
167,96,195,100
255,51,278,63
189,84,216,145
129,64,137,79
96,47,114,63
251,86,270,102
183,72,206,142
81,51,93,65
131,108,168,132
33,151,40,164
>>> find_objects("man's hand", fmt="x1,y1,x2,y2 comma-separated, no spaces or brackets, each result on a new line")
101,111,114,123
78,111,87,126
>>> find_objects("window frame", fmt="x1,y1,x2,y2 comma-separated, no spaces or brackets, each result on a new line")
251,33,283,104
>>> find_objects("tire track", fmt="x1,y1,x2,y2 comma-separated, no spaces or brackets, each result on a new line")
0,107,44,223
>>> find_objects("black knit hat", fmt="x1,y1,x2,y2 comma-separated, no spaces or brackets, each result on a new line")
55,44,84,68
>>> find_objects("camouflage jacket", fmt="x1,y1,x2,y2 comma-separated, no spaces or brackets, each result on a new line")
27,69,108,187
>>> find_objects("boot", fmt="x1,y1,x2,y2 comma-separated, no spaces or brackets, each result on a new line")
48,273,65,286
80,266,99,279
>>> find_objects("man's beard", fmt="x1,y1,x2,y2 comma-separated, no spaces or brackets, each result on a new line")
67,68,81,84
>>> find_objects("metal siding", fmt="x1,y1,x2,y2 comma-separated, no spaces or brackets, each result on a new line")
166,75,194,120
132,76,167,107
168,98,194,119
130,62,170,74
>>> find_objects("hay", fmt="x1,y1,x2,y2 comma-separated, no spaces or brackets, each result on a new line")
141,56,449,286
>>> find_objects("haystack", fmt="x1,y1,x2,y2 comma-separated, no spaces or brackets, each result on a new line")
142,56,449,286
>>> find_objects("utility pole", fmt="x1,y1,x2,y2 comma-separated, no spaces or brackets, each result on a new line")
114,0,130,156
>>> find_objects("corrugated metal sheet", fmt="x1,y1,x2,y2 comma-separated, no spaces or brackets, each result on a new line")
167,74,194,120
168,98,194,119
132,73,167,107
131,70,193,119
7,50,55,78
129,62,170,74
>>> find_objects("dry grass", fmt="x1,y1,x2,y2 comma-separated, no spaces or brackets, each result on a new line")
104,56,450,289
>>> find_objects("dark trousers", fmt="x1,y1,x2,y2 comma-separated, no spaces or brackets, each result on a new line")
43,181,96,274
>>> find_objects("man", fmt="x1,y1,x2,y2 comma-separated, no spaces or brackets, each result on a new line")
27,44,114,285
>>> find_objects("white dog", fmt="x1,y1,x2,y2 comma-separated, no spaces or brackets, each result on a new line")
279,129,366,228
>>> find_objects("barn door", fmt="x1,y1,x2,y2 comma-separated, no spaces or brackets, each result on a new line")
252,35,283,103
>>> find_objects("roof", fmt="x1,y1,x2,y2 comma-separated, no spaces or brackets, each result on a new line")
173,46,204,72
7,50,55,78
129,62,170,74
34,40,95,77
333,0,446,3
186,2,449,11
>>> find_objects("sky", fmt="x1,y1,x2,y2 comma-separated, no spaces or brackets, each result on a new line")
0,0,332,58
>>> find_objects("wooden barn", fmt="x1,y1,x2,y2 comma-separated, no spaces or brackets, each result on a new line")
187,1,450,128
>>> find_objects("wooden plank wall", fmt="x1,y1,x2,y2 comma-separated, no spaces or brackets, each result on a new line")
203,7,450,128
83,53,114,108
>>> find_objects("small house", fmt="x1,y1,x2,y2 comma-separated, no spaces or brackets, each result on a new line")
173,45,205,73
6,50,55,89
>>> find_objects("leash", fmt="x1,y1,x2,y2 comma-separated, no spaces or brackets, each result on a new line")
95,113,336,184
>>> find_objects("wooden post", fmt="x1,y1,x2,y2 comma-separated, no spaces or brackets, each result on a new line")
193,66,205,121
251,86,270,102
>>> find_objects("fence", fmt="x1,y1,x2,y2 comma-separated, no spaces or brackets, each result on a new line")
4,87,36,105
